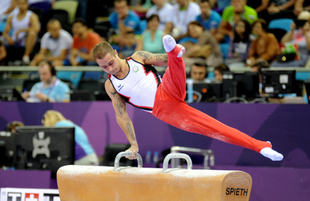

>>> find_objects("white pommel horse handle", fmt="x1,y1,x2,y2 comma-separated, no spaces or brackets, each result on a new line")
114,151,143,172
162,153,193,173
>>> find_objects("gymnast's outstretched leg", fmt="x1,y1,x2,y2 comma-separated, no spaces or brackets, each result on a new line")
153,35,283,161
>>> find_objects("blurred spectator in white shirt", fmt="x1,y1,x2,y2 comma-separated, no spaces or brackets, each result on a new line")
146,0,174,32
30,19,73,66
165,0,201,41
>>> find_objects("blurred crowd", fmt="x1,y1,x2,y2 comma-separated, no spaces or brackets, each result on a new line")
0,0,309,72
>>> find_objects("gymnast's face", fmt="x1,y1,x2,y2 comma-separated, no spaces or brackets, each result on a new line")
96,50,121,75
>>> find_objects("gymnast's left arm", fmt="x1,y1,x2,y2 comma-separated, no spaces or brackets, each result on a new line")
132,51,168,67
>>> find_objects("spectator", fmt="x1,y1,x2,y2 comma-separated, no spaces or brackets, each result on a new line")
21,61,70,102
247,19,280,66
2,0,40,64
266,0,296,23
146,0,174,32
42,110,99,165
294,0,310,15
30,19,73,66
227,19,252,65
0,40,7,65
215,0,231,12
69,18,102,66
214,63,230,81
118,31,138,59
108,0,141,46
271,11,310,67
182,21,223,67
0,0,16,22
136,14,165,54
165,0,201,40
188,61,209,82
196,0,222,42
219,0,257,41
247,0,270,18
5,121,24,133
133,0,153,18
76,0,88,19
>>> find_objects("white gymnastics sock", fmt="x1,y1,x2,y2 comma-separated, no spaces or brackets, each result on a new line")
260,147,284,161
163,35,185,57
163,35,176,52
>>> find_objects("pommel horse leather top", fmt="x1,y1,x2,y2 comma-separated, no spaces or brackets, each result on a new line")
57,152,252,201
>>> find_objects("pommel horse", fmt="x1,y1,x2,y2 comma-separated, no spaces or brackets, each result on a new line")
57,152,252,201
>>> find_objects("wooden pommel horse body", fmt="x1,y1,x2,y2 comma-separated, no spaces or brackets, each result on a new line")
57,152,252,201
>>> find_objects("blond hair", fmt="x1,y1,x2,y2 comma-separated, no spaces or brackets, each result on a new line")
298,11,310,21
92,41,115,59
6,121,24,133
43,110,67,127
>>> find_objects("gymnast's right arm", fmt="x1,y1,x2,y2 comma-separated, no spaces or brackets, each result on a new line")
105,80,139,159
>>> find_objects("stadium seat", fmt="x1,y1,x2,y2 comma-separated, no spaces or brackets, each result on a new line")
78,78,99,92
268,28,287,43
22,79,40,91
29,8,45,25
45,9,70,33
0,22,6,33
86,0,109,28
70,90,96,101
82,71,105,80
59,79,75,90
56,71,83,89
268,18,293,32
29,1,51,13
70,78,100,101
220,43,230,60
94,20,113,40
53,0,79,24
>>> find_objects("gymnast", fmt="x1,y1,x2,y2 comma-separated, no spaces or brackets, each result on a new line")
92,35,283,162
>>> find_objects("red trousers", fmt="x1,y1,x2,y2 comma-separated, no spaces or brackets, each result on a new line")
152,47,271,153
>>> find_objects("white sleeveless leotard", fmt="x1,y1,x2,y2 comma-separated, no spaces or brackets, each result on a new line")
11,10,32,45
109,57,162,113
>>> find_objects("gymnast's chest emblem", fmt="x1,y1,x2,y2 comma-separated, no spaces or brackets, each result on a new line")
133,66,139,73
